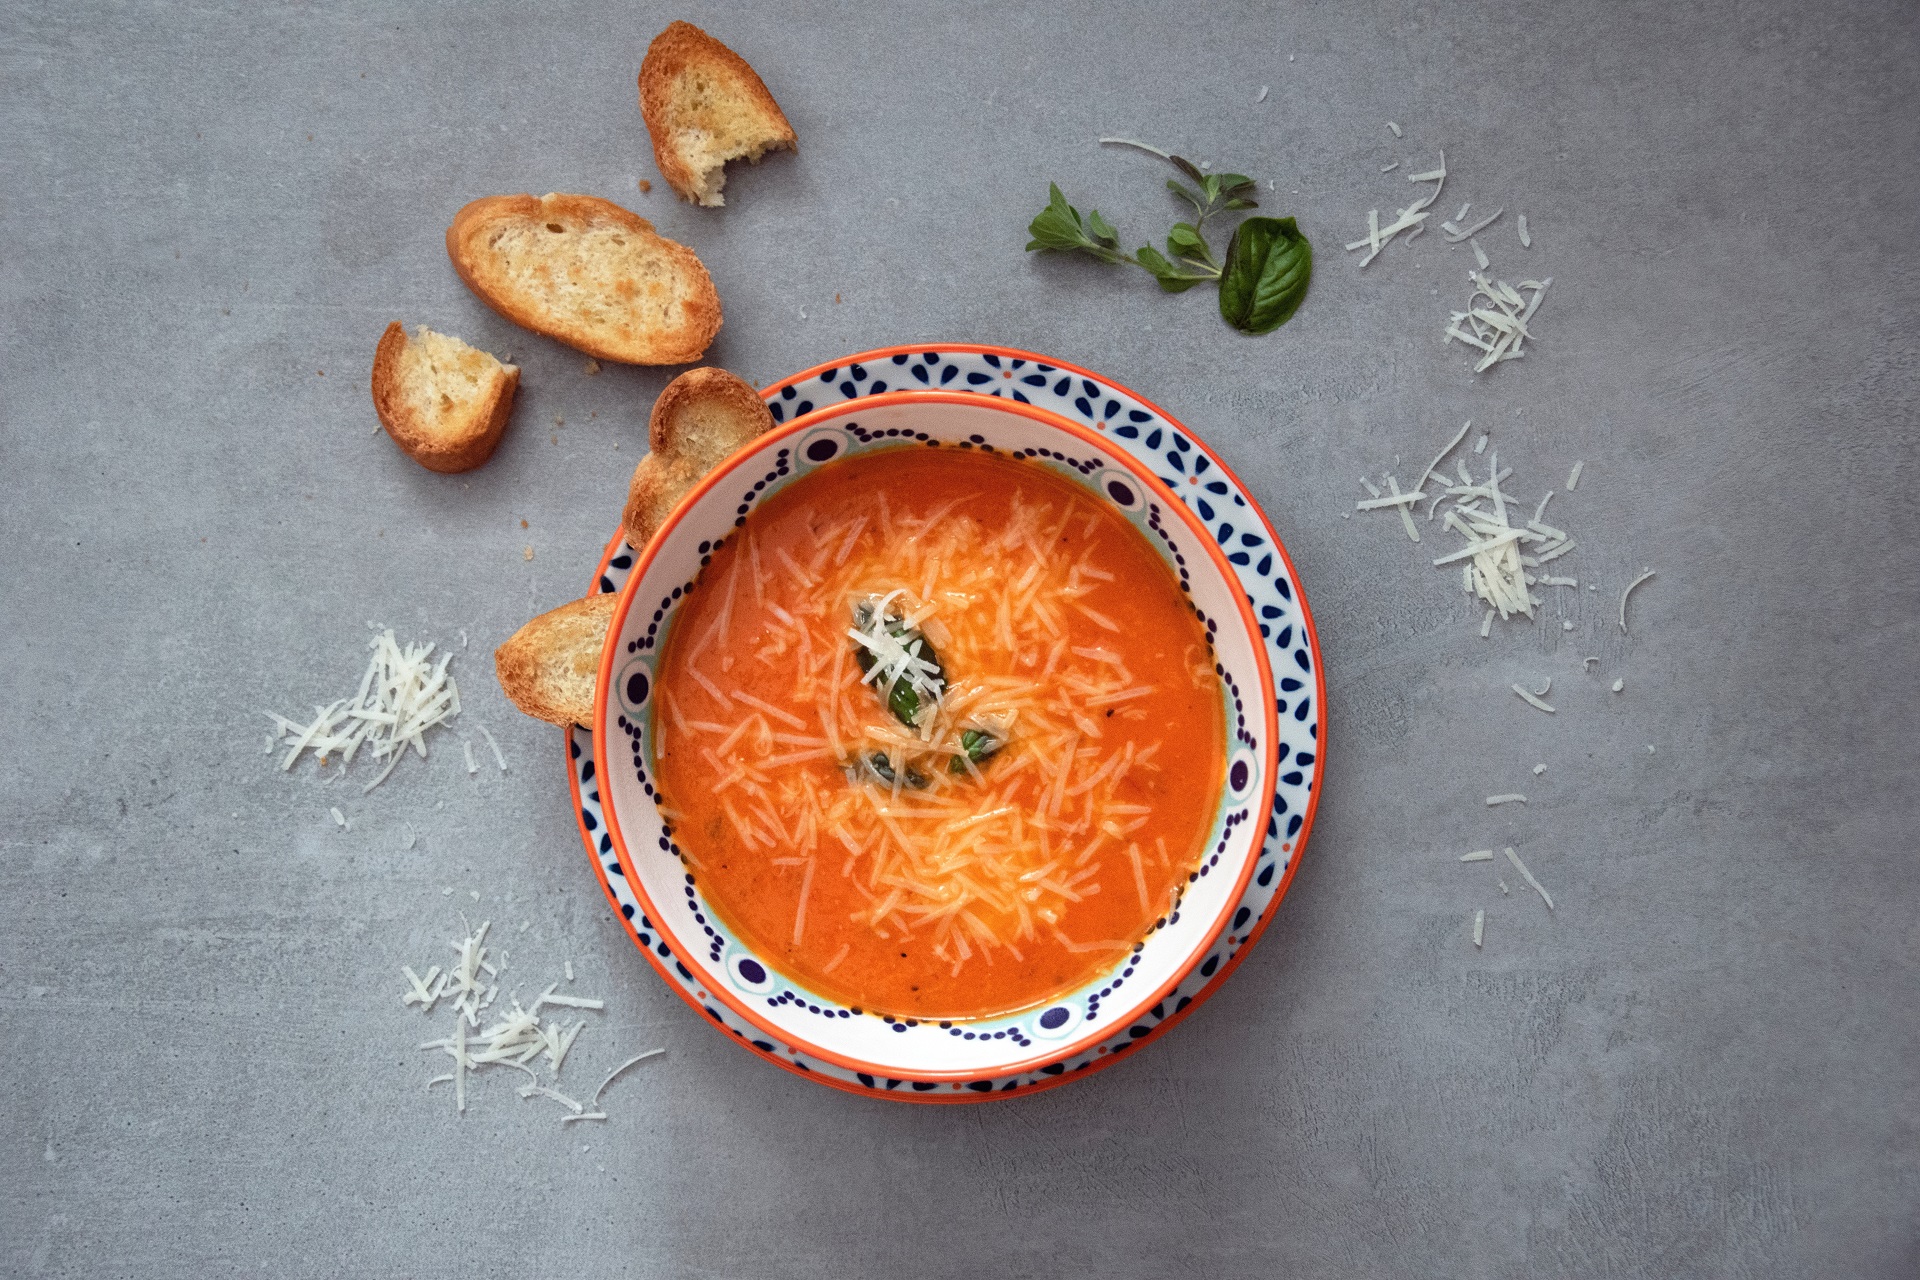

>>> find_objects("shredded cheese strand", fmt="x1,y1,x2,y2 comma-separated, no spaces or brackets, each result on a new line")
1504,847,1555,911
1619,569,1656,634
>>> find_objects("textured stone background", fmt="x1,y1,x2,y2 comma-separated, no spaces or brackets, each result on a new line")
3,1,1916,1276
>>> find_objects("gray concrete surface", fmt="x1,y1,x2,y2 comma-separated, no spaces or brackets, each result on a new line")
4,0,1917,1275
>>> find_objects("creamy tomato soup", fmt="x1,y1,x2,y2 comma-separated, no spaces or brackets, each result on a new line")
651,446,1225,1019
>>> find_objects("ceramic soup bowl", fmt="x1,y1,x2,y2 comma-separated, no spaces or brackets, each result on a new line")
595,390,1278,1091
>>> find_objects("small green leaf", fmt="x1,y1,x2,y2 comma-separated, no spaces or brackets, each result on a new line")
1202,173,1222,205
1026,183,1091,253
1223,197,1259,211
1217,174,1256,198
948,728,1003,774
1218,216,1313,334
1136,246,1210,293
1166,222,1210,261
1085,208,1120,249
1166,179,1205,216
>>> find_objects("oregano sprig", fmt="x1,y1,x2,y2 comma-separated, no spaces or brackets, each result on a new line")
1024,140,1312,334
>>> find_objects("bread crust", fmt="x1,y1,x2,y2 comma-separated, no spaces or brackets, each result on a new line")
639,20,796,205
622,366,773,550
494,592,620,728
445,193,721,364
370,321,519,474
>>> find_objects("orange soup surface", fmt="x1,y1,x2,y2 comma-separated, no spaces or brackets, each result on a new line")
651,446,1225,1020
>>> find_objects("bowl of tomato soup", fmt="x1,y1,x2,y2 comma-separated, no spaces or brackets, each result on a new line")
596,391,1278,1087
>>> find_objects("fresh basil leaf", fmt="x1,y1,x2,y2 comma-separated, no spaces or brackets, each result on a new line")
1218,216,1313,334
888,634,947,727
852,605,947,728
1026,183,1090,252
962,728,1000,761
1086,208,1120,249
1202,173,1222,205
1137,246,1210,293
1223,197,1258,211
1217,174,1256,198
948,728,1003,773
888,680,920,727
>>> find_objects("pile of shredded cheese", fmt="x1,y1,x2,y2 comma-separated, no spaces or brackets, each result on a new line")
1355,423,1643,949
1444,273,1551,372
1356,424,1578,632
266,628,462,793
1345,150,1448,267
406,917,662,1123
1344,136,1554,374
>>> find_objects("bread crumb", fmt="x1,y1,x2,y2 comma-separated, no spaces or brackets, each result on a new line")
834,293,842,304
584,358,601,376
553,416,565,428
520,519,528,529
638,178,652,193
524,546,534,561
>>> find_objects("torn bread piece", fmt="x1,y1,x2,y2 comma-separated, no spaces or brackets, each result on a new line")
621,366,773,550
495,593,620,728
371,323,519,473
446,193,720,365
640,21,796,207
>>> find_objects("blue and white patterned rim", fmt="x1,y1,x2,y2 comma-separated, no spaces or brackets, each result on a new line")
569,347,1323,1101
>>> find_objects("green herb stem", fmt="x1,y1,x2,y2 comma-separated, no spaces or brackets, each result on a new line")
1025,145,1310,334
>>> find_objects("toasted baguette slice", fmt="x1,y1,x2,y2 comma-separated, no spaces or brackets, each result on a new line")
622,367,773,550
446,193,721,364
639,21,796,207
495,592,620,728
371,323,519,473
